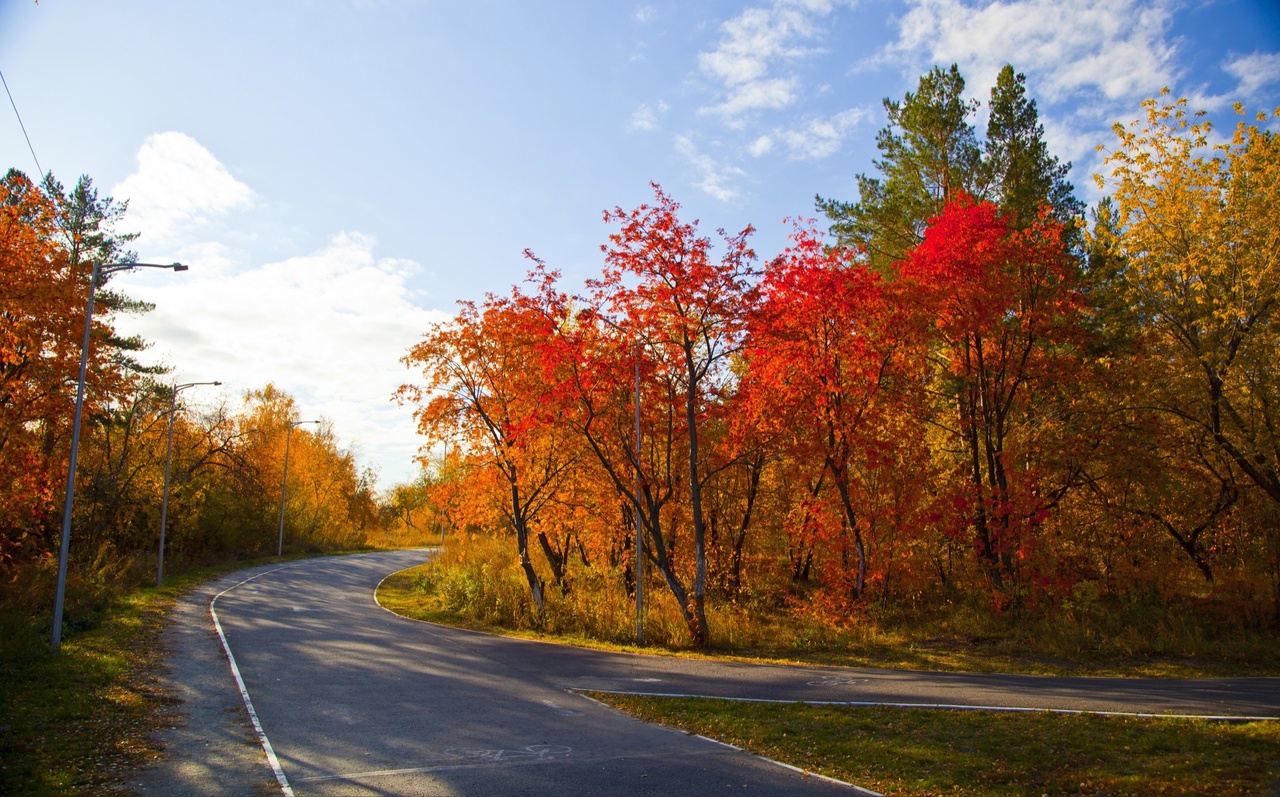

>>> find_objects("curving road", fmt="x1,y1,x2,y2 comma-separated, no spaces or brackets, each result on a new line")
131,549,1280,796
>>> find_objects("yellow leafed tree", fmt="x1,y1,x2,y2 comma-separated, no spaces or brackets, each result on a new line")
1100,93,1280,510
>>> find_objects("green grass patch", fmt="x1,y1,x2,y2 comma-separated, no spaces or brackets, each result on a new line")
587,693,1280,796
377,560,1280,678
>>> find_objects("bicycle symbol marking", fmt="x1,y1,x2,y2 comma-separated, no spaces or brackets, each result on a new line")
806,677,869,687
444,744,572,762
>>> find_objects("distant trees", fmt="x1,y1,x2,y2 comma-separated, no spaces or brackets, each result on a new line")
0,170,386,619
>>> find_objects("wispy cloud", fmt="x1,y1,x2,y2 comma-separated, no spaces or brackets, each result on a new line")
697,0,837,122
113,132,256,246
1223,51,1280,100
674,134,744,201
779,107,871,159
880,0,1181,103
634,5,656,23
629,101,668,132
748,135,774,157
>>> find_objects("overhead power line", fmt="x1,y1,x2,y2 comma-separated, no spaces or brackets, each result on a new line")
1,68,45,180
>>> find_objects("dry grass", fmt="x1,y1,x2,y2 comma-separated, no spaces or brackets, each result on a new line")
378,536,1280,677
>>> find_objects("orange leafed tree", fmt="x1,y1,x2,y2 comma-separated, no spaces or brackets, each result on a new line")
400,271,582,612
591,184,757,646
0,172,127,569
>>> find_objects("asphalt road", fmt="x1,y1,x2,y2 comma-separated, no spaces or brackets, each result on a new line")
131,549,1280,796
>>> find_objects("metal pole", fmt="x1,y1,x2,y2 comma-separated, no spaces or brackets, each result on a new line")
51,265,99,651
48,261,187,650
157,380,219,587
277,425,295,557
157,387,179,587
634,341,643,647
277,420,317,556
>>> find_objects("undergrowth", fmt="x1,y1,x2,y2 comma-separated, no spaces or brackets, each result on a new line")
383,534,1280,677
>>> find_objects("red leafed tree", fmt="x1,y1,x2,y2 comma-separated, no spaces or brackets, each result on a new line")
746,221,931,606
898,195,1089,592
546,183,758,646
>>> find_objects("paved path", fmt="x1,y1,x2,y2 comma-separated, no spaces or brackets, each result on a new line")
131,549,1280,796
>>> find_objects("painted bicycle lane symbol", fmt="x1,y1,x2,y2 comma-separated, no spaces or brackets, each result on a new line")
444,744,572,762
806,676,870,687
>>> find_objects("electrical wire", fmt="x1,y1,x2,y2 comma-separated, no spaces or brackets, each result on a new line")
1,68,45,179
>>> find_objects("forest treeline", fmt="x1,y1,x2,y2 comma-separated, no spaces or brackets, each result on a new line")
1,169,380,633
398,66,1280,646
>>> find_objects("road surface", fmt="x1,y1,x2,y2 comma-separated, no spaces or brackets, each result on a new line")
131,549,1280,796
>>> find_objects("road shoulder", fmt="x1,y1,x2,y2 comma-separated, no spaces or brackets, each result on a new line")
128,571,278,797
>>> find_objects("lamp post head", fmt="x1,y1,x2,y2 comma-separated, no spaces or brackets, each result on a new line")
171,263,189,272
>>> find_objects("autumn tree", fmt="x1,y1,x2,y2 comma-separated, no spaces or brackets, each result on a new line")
400,274,582,612
0,172,80,567
1100,94,1280,511
899,196,1090,592
746,222,929,604
524,185,759,644
593,184,758,644
0,169,155,575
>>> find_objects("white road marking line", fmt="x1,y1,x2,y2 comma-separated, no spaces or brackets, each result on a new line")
572,688,1279,721
210,565,303,797
690,735,879,794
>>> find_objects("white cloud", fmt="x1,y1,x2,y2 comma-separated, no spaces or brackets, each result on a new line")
779,107,870,159
634,5,655,23
710,77,801,122
115,231,449,486
109,132,452,484
1224,51,1280,99
749,135,775,156
674,134,744,201
881,0,1181,103
629,101,668,132
698,0,837,121
113,132,256,246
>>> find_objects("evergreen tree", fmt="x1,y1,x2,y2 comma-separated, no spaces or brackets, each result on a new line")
39,172,159,375
817,64,982,271
818,64,1084,270
983,64,1083,228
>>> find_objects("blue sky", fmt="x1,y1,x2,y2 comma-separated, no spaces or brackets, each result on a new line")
2,0,1277,486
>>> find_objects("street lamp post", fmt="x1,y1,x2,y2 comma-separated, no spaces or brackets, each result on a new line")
52,261,189,651
634,341,644,647
277,419,319,557
157,380,221,588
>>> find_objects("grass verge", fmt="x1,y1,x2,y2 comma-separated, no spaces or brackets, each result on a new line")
586,693,1280,797
0,550,375,796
